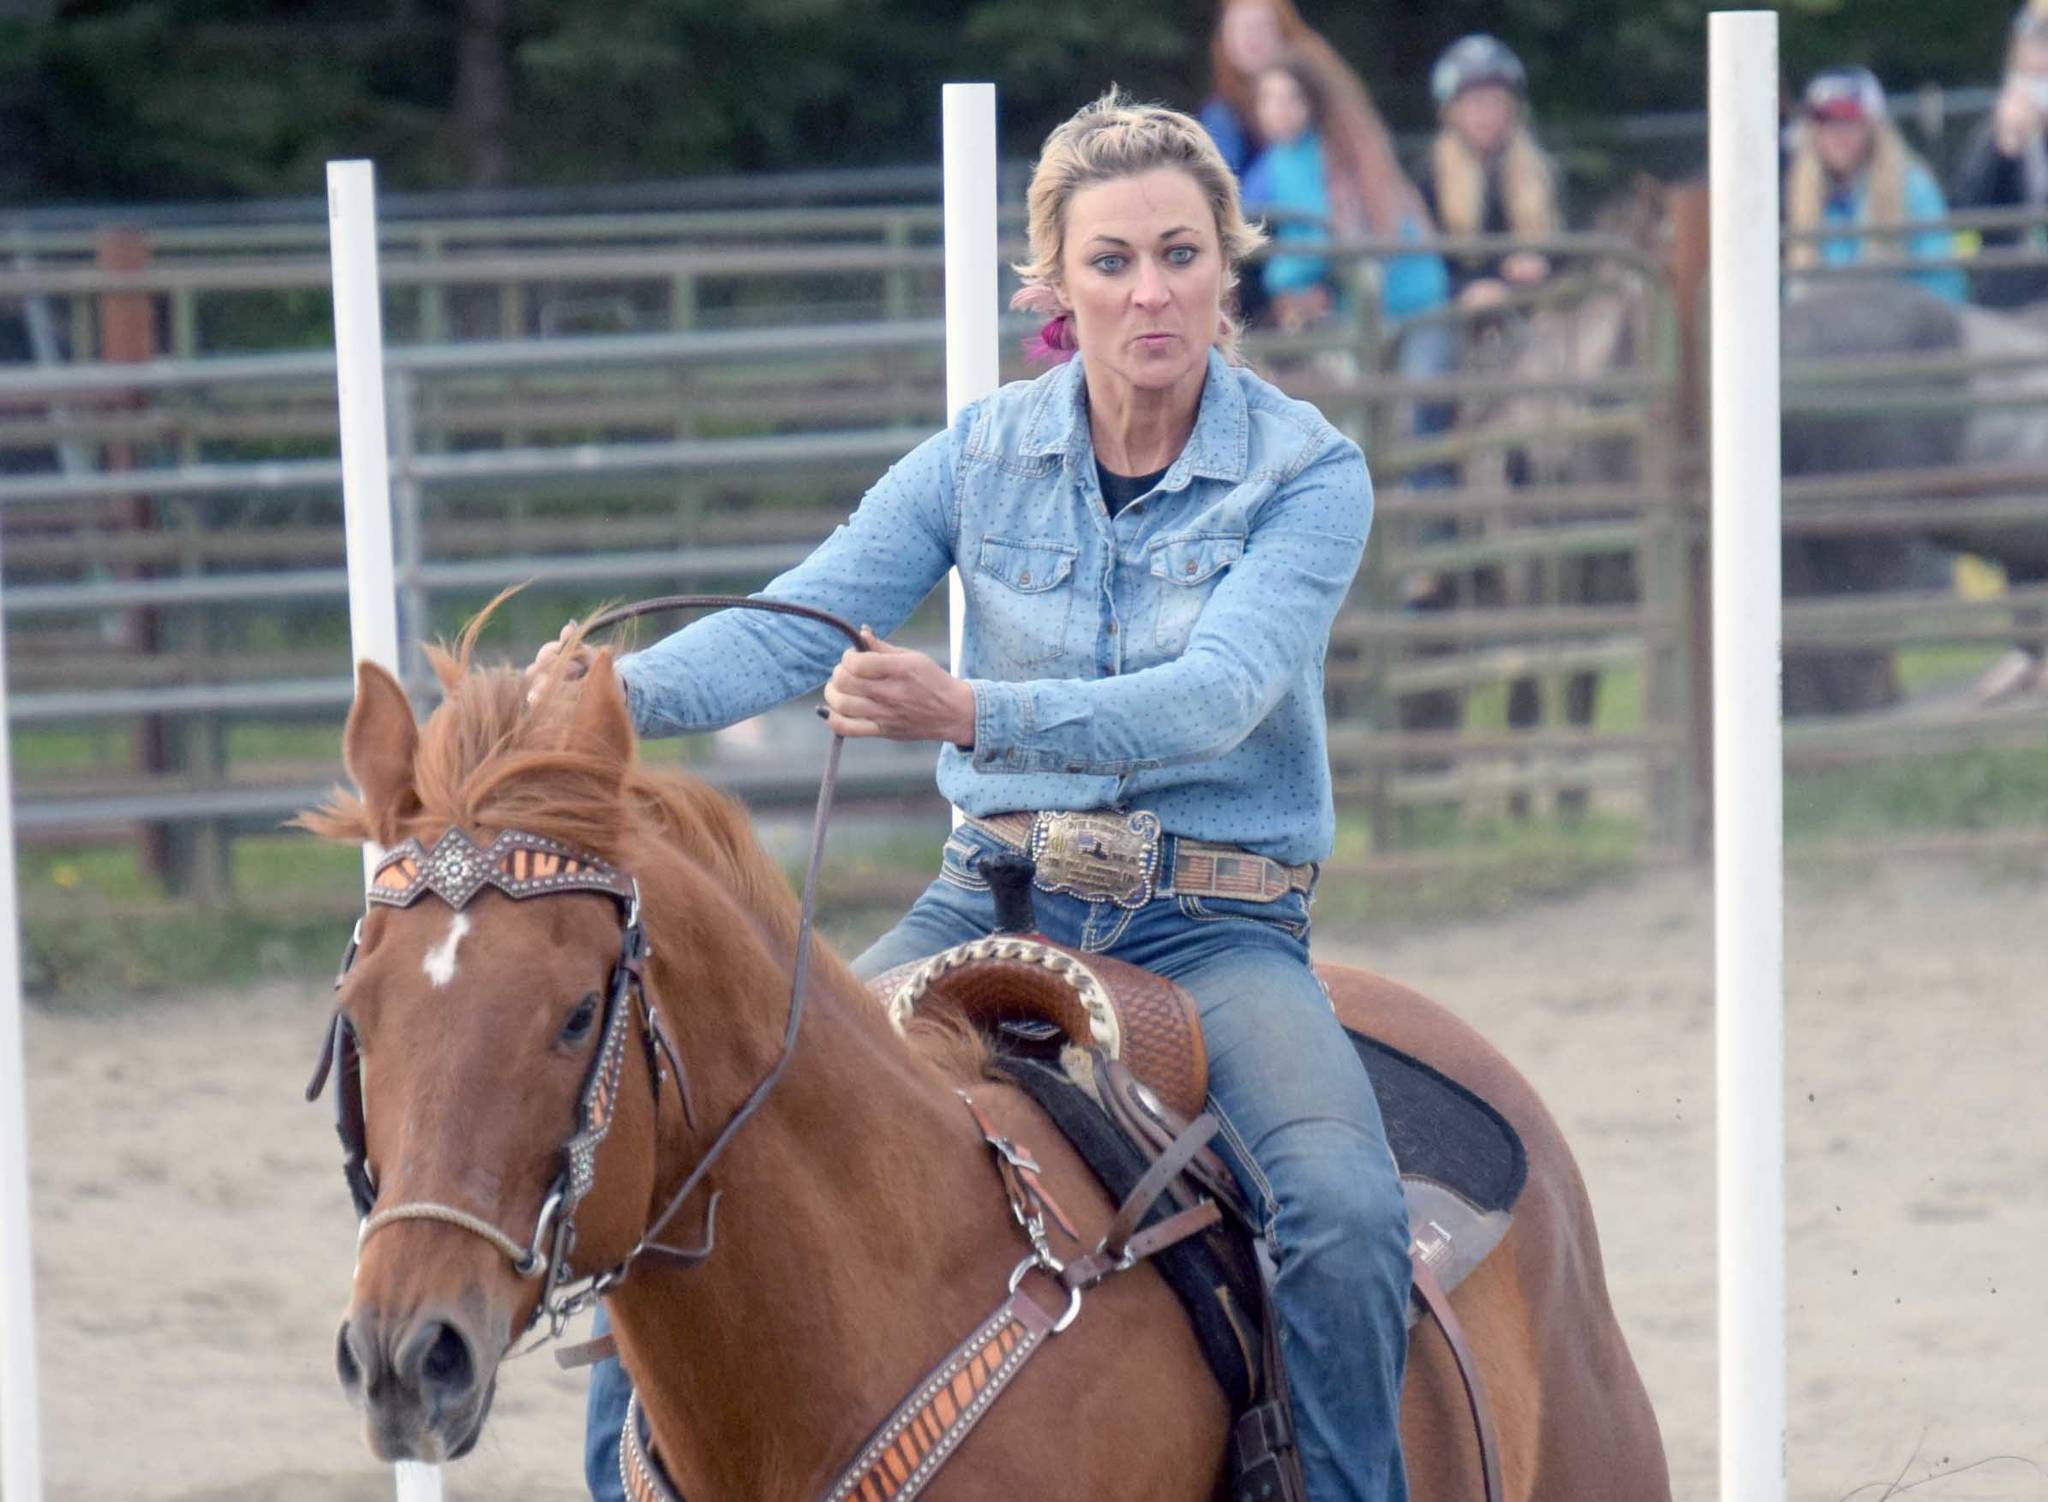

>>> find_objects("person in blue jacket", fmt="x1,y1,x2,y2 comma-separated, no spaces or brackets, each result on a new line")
1198,0,1444,338
1240,55,1449,332
1785,66,1968,304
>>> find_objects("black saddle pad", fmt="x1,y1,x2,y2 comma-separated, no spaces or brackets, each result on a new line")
990,1031,1529,1410
1349,1029,1527,1216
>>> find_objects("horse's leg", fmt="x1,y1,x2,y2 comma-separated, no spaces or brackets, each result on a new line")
1398,1246,1540,1500
1511,1183,1672,1502
1398,1205,1672,1502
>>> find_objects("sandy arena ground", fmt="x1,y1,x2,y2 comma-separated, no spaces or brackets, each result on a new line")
16,853,2048,1501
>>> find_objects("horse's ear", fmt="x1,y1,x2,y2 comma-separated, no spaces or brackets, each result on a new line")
569,652,636,773
342,661,419,844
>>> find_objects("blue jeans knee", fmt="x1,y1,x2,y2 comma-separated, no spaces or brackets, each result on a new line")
1264,1129,1413,1302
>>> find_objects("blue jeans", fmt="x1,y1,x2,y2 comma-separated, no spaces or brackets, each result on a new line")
585,824,1412,1502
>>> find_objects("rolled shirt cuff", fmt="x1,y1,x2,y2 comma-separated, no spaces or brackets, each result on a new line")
968,678,1032,772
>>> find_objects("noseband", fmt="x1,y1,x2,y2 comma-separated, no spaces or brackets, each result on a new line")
307,595,866,1342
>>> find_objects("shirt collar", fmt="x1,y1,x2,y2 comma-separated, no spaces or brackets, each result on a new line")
1020,347,1249,486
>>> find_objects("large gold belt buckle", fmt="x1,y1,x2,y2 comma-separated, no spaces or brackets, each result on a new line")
1028,810,1162,910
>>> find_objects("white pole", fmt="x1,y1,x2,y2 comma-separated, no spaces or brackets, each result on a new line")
0,569,46,1502
1708,15,1786,1502
941,83,1000,702
326,159,442,1502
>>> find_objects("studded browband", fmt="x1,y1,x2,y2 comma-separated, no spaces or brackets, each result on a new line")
366,827,638,911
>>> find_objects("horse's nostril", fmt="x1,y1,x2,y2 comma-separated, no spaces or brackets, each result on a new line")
336,1320,365,1392
416,1321,475,1399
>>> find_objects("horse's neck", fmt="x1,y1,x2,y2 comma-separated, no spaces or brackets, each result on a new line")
611,970,1019,1500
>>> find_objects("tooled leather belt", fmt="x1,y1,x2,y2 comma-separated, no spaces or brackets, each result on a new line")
963,809,1313,911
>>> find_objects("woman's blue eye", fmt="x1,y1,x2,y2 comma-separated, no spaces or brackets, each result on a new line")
1167,245,1198,266
1093,254,1127,274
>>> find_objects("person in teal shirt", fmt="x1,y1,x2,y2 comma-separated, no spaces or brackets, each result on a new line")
1240,56,1448,329
1786,66,1968,304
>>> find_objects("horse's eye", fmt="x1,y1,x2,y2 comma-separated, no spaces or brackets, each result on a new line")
559,993,601,1047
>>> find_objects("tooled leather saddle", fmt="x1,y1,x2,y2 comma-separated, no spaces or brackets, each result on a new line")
870,859,1523,1502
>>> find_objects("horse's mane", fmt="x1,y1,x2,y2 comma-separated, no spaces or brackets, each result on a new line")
297,603,988,1083
301,619,808,960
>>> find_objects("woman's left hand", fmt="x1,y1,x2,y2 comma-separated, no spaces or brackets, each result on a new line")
823,628,977,747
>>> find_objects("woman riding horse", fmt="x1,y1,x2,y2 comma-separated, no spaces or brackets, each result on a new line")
534,91,1413,1502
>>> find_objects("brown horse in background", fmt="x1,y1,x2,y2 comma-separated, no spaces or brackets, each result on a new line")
301,634,1670,1500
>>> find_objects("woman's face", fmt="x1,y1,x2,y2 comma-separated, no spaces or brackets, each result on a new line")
1446,84,1519,156
1254,69,1311,145
1815,116,1873,177
1058,169,1224,398
1221,2,1284,78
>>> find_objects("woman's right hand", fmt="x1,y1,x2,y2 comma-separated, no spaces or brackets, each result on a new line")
524,621,595,704
1994,79,2042,158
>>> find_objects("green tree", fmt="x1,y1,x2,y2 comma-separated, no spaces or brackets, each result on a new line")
0,0,2022,206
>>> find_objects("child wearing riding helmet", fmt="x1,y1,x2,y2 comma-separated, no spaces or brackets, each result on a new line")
1421,34,1559,312
1786,66,1967,305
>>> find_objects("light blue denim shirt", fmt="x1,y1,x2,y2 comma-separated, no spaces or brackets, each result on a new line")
617,348,1372,866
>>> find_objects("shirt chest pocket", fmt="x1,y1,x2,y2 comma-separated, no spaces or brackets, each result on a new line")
1144,532,1244,654
973,536,1078,672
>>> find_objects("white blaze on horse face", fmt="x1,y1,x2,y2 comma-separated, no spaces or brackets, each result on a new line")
422,912,473,989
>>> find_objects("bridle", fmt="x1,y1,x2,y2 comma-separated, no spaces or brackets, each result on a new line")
307,595,866,1342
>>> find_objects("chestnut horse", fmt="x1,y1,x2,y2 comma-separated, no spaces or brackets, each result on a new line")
302,638,1670,1500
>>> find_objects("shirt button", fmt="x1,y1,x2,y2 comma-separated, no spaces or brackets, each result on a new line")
1019,570,1031,585
1183,560,1198,575
1107,620,1118,634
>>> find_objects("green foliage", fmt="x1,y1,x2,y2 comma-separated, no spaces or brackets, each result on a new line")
4,0,2018,206
1786,745,2048,842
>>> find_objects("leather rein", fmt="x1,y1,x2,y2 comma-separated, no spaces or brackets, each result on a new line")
307,594,867,1343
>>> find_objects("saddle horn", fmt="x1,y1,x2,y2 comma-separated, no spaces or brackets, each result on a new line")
982,854,1040,934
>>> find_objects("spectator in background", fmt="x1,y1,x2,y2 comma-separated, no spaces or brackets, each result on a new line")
1952,1,2048,308
1241,55,1449,332
1241,58,1339,330
1200,0,1442,332
1200,0,1294,178
1956,4,2048,702
1422,35,1558,313
1785,67,1968,305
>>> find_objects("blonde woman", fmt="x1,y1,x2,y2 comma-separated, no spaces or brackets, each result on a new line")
555,91,1412,1502
1786,66,1967,304
1422,34,1558,312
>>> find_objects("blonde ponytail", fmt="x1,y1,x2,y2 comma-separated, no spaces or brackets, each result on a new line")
1430,124,1556,238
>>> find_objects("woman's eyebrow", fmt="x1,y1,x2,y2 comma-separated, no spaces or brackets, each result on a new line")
1084,234,1134,249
